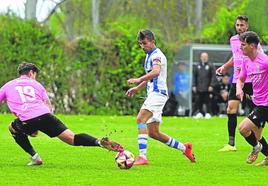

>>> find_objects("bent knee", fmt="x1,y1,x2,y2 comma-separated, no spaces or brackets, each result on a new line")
227,101,240,114
255,134,262,141
227,105,237,114
253,129,262,140
136,117,147,124
136,118,142,124
148,131,159,139
239,124,244,133
238,125,243,134
239,125,250,137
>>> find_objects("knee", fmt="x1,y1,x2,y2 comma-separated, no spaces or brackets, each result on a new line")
239,125,249,137
136,111,150,124
58,129,75,145
8,122,22,135
148,131,159,139
255,134,262,141
136,116,145,124
65,134,75,145
8,122,26,138
227,105,237,114
9,119,24,133
254,131,262,141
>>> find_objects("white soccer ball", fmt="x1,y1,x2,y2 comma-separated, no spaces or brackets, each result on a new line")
115,150,135,169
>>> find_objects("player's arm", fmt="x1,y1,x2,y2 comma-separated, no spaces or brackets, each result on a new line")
236,78,245,101
125,80,148,97
216,57,234,75
209,64,217,92
126,59,161,97
137,64,160,82
127,60,161,84
136,80,148,90
39,83,53,113
236,61,247,101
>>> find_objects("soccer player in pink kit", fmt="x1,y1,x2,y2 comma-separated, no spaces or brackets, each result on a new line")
0,62,123,166
236,31,268,166
217,15,264,152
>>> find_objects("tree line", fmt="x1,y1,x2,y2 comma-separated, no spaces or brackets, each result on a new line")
0,0,267,115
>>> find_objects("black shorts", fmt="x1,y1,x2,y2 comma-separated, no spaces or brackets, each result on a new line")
247,106,268,128
11,113,68,137
228,83,253,102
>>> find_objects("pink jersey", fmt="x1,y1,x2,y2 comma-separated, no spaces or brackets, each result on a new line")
0,76,51,121
240,52,268,106
230,35,263,83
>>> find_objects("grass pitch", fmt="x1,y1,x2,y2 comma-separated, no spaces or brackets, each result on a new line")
0,114,267,186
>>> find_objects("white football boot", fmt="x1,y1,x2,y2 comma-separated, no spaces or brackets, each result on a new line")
27,153,43,166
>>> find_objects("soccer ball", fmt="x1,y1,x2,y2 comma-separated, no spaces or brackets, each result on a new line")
115,150,135,169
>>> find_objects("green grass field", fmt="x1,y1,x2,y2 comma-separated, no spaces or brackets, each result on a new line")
0,114,267,186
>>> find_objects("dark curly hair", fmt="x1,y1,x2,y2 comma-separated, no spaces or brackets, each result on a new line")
17,62,40,75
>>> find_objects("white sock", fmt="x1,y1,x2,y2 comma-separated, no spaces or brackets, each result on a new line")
138,134,148,159
166,137,186,152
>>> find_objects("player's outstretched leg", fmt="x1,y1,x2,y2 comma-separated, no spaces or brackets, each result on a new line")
58,130,124,152
98,137,124,152
74,134,123,152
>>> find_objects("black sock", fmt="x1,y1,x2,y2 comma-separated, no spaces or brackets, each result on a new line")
227,114,237,146
11,132,36,156
245,132,258,147
74,133,99,146
259,137,268,156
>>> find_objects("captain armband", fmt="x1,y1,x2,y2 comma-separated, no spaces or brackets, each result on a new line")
152,60,161,65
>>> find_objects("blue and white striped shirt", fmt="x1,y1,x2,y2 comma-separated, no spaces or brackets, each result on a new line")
144,47,168,96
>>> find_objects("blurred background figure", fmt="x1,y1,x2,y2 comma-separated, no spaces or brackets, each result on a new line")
214,74,231,117
173,62,190,115
192,52,216,119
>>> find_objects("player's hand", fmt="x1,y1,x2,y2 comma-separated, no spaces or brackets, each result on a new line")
192,86,197,93
126,87,138,97
208,86,213,92
216,65,226,75
127,78,141,84
236,88,244,101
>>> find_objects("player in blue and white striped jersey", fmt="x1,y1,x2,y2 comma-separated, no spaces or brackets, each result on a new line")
126,29,195,165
